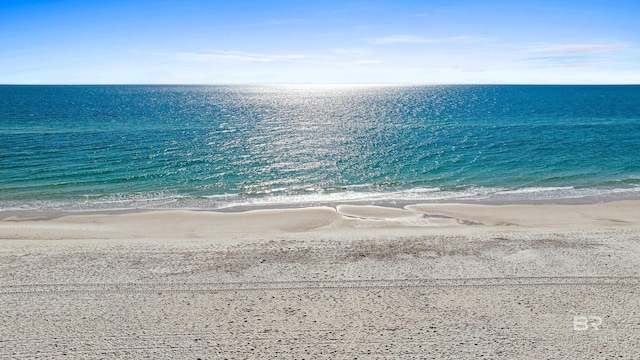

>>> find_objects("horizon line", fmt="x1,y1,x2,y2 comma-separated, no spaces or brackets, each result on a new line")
2,83,640,86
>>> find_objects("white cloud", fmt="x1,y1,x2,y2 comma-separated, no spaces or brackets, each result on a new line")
352,60,380,65
369,35,434,44
451,36,497,42
170,51,312,63
531,43,627,54
369,35,496,45
527,56,593,68
525,42,628,68
331,48,372,55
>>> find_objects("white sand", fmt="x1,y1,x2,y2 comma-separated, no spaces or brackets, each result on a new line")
1,201,639,358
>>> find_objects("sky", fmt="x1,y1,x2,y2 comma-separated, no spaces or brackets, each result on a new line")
1,0,639,84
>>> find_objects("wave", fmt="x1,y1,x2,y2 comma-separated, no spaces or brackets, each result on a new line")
2,185,640,213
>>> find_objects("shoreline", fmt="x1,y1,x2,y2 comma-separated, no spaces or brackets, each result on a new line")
2,200,638,241
2,184,640,216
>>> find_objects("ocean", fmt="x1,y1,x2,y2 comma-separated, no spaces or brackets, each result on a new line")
1,84,639,212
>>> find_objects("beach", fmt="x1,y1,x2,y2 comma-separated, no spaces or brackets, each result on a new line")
2,85,639,357
1,201,639,358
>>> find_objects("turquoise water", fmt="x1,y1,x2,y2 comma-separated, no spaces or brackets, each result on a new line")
1,85,639,211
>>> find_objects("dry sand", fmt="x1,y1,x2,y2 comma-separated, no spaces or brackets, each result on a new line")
1,201,639,358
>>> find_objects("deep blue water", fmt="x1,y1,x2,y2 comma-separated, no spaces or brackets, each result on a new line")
1,85,639,211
